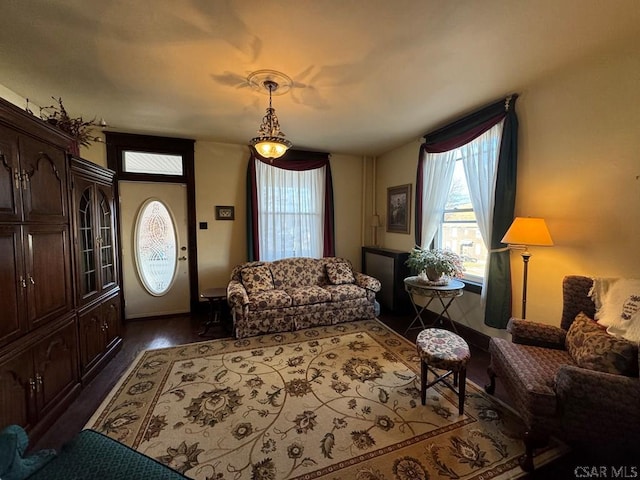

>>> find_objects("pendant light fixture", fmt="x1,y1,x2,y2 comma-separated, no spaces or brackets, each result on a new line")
248,71,292,160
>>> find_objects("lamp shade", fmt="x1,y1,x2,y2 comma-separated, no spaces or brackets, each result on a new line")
501,217,554,246
252,138,290,159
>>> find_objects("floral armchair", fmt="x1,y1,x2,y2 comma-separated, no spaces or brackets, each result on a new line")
486,275,640,471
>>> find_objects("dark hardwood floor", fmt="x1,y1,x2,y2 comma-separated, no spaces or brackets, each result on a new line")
32,311,606,479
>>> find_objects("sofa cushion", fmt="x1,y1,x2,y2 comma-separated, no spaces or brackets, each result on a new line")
566,312,639,377
286,286,332,306
489,338,574,417
326,261,355,285
240,265,274,294
248,290,292,311
270,257,327,288
323,284,367,302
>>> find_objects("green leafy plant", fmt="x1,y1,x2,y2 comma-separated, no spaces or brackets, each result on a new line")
39,97,102,147
405,246,464,279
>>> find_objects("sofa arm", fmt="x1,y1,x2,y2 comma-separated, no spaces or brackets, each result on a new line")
227,280,249,307
354,272,381,292
507,318,567,349
555,365,640,441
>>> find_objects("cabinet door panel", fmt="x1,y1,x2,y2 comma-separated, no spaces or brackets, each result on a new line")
78,305,105,374
19,135,67,223
33,321,78,416
0,124,21,222
24,225,73,330
0,226,26,347
102,292,122,349
0,351,34,431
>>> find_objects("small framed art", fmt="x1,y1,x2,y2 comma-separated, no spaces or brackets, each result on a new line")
386,184,411,234
215,205,235,220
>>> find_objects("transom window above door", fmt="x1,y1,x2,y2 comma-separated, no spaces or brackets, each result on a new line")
123,151,183,176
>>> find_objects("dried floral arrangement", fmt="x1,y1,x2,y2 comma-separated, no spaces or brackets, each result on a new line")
36,97,103,147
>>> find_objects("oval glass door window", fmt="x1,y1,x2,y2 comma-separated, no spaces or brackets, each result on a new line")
134,199,178,296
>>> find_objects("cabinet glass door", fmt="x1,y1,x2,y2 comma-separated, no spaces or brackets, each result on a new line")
98,190,115,288
79,187,97,297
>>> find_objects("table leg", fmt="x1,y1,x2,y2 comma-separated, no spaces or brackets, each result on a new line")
405,297,435,334
199,298,219,336
433,295,458,333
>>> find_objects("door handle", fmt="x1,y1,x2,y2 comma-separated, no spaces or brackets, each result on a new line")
178,256,187,261
21,169,29,191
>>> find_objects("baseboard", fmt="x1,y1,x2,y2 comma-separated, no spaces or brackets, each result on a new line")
452,320,491,351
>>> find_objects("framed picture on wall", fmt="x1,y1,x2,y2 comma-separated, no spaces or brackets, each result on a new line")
386,184,411,234
215,205,235,220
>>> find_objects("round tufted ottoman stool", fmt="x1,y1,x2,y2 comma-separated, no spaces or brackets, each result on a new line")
416,328,471,414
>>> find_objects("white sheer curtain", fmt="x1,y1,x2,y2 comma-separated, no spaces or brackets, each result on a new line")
256,161,325,261
459,120,504,302
419,150,457,249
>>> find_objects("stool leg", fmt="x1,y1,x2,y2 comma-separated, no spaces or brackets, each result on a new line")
420,360,427,406
453,371,458,387
458,367,467,415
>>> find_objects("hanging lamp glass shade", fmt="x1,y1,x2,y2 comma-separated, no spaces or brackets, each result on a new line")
250,132,292,159
249,80,292,160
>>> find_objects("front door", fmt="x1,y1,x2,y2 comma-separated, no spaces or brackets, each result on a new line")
119,181,190,319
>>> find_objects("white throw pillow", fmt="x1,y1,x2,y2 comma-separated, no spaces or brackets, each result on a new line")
595,278,640,342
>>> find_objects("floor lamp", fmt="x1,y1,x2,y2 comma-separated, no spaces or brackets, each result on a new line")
501,217,554,319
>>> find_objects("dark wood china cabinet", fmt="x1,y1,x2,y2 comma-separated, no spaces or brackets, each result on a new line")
0,97,121,441
70,157,122,382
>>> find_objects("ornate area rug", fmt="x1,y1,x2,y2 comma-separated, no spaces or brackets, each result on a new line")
86,320,567,479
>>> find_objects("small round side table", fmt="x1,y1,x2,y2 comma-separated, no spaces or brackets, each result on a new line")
199,287,227,336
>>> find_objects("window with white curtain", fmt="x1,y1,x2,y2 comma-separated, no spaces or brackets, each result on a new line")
437,158,488,283
256,161,325,261
428,121,504,284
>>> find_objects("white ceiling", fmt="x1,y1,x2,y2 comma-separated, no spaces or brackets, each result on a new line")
2,0,639,156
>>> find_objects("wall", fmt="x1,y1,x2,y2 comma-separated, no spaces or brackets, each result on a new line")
81,141,107,168
375,39,640,336
194,144,366,290
194,142,248,290
0,85,29,109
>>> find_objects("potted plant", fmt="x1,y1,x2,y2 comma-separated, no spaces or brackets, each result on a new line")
405,246,464,283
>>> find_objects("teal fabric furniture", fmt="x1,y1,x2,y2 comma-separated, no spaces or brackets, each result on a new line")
0,425,55,480
27,429,187,480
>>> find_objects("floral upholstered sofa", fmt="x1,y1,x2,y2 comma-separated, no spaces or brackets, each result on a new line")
227,257,381,338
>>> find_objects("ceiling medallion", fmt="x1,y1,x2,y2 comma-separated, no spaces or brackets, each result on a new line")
248,70,293,160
